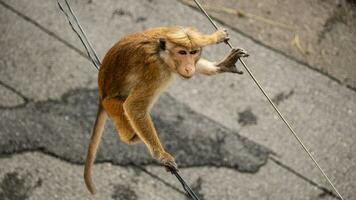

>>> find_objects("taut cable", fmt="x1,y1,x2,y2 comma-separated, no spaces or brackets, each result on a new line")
57,0,100,69
193,0,344,199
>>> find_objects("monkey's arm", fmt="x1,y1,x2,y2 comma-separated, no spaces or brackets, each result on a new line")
196,48,248,75
196,58,220,75
194,28,229,46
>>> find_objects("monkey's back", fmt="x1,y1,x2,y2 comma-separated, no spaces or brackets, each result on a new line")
98,27,176,100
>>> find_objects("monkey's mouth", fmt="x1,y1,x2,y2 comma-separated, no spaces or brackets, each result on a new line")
180,74,193,79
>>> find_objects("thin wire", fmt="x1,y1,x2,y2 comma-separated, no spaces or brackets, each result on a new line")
192,1,344,199
63,0,101,66
171,169,201,200
193,0,233,49
57,1,200,199
57,0,100,69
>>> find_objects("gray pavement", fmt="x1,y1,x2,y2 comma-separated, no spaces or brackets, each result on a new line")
0,0,355,200
0,152,184,200
180,0,356,90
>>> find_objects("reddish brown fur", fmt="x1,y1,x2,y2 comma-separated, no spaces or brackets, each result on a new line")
84,26,233,194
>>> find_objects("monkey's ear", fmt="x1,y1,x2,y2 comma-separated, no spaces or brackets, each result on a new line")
158,38,166,51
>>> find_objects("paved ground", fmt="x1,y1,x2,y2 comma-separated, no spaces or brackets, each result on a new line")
180,0,356,90
0,0,355,199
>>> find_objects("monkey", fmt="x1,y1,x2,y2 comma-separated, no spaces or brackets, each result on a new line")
84,26,248,194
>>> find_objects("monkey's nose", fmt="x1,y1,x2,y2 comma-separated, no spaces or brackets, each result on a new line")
185,68,192,74
181,66,195,78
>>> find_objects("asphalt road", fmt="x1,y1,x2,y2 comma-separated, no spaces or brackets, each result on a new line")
181,0,356,90
0,0,355,199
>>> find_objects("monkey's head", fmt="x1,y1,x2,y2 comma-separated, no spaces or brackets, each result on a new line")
158,29,203,79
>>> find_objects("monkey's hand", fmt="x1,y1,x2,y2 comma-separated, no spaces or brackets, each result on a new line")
157,151,178,172
215,28,229,44
216,48,249,74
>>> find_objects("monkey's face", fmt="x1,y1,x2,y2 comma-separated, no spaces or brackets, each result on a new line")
170,46,201,79
159,40,201,79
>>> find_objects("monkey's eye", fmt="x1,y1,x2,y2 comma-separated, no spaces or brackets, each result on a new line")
190,50,199,54
178,50,187,55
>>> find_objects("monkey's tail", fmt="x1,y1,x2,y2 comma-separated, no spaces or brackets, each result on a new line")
84,100,107,194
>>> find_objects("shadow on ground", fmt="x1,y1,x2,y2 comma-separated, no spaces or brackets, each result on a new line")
0,88,271,172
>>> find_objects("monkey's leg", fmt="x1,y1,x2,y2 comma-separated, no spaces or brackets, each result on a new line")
123,90,177,170
102,98,140,144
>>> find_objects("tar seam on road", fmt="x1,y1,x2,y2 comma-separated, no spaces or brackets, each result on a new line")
0,80,30,109
0,1,88,60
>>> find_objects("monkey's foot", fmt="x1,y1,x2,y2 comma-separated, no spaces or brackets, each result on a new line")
217,48,249,74
158,151,178,172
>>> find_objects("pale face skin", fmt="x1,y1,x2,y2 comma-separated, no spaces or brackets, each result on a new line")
168,46,201,79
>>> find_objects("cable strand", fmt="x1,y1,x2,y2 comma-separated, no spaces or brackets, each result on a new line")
57,0,100,69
